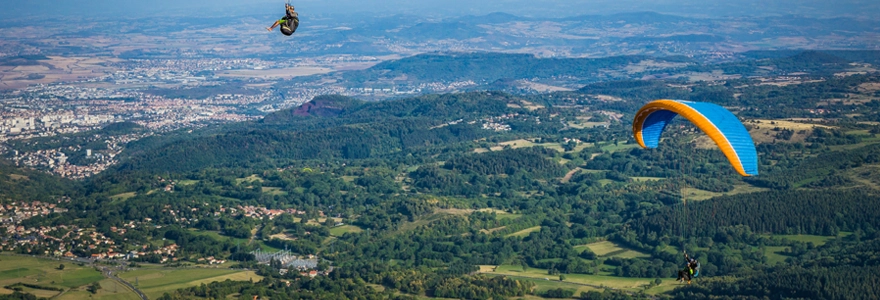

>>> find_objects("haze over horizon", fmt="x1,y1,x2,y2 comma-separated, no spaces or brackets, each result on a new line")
2,0,877,19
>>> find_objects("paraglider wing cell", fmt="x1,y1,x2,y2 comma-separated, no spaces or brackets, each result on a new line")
632,99,758,177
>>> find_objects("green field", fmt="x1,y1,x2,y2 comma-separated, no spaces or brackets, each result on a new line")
495,139,588,153
597,179,616,186
765,232,851,246
110,192,137,201
496,213,523,221
576,241,651,259
484,264,677,294
56,279,143,300
506,226,542,238
827,139,880,151
520,276,601,296
118,267,261,299
774,235,834,245
568,121,610,129
763,246,791,265
235,174,263,184
677,184,770,201
330,225,364,236
177,180,199,186
3,285,61,298
261,186,288,196
0,255,106,296
600,143,639,153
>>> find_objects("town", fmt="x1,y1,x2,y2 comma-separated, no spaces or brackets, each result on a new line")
0,199,323,271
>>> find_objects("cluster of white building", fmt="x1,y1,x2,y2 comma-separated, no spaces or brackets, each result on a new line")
0,114,118,135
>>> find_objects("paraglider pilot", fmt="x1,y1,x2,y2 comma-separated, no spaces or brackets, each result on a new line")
677,252,699,284
267,3,299,35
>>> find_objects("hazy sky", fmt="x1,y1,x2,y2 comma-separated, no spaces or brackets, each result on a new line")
1,0,876,19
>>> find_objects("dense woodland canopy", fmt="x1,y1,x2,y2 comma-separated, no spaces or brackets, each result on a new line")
3,50,880,299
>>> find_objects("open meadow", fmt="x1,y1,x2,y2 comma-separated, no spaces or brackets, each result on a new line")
506,226,542,238
574,241,651,259
0,255,107,297
118,267,261,299
481,264,680,295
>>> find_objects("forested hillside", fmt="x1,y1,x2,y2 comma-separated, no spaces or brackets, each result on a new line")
4,50,880,299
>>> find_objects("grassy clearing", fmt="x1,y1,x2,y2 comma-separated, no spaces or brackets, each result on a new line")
499,139,536,149
496,213,523,221
261,187,288,196
519,100,546,111
744,119,833,144
597,179,615,186
119,268,261,299
2,286,60,298
480,226,508,234
677,184,770,201
7,174,29,180
56,278,142,300
495,139,580,153
434,208,521,220
506,226,542,238
0,255,105,294
110,192,137,201
578,241,650,259
600,143,639,153
849,164,880,189
568,121,610,129
534,143,565,152
485,264,676,294
763,246,791,265
774,235,834,245
523,276,601,295
751,119,832,130
235,174,263,184
827,139,880,152
341,175,358,182
269,233,297,241
569,142,595,153
766,232,850,245
330,225,364,236
177,180,199,186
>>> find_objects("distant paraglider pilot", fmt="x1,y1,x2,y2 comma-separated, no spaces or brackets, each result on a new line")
267,3,299,36
677,252,700,284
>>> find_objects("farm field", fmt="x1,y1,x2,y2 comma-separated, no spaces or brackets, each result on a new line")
575,241,651,259
56,279,142,300
765,232,851,245
330,224,364,236
674,184,771,201
118,267,261,299
0,255,107,297
482,264,679,295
